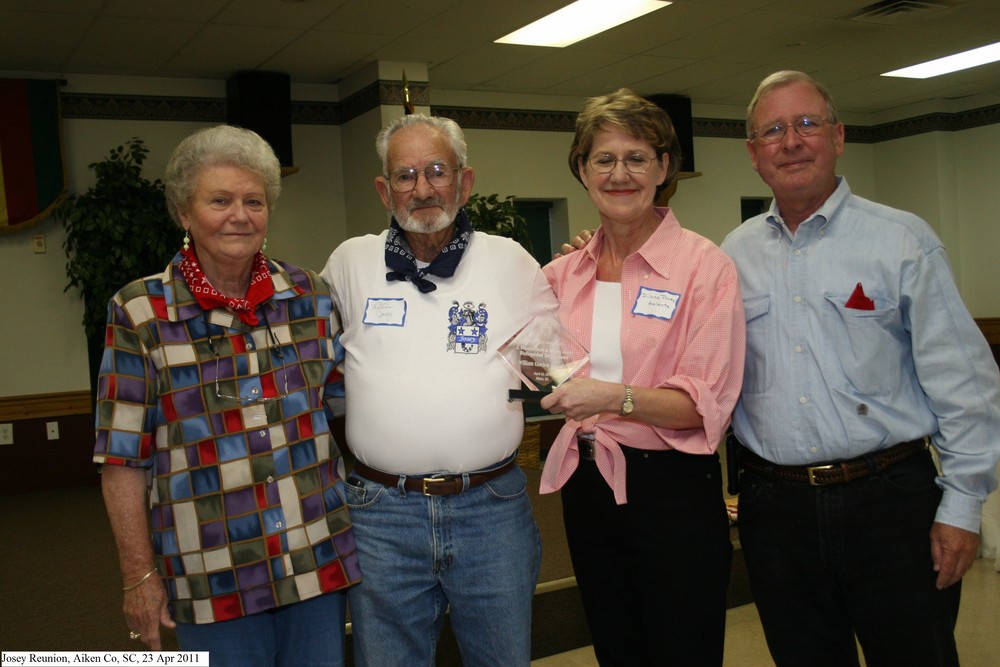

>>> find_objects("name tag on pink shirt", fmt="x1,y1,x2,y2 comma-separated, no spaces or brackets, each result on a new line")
633,286,680,320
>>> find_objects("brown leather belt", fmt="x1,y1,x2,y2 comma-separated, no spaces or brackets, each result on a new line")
352,459,515,496
741,438,928,486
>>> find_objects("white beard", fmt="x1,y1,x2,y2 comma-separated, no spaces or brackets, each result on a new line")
396,209,453,234
392,190,461,234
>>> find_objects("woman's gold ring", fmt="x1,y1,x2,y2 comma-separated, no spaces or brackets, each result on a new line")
129,630,141,640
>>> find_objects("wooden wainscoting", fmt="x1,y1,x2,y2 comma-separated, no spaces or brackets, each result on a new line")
0,390,92,421
0,391,97,493
976,317,1000,344
976,318,1000,368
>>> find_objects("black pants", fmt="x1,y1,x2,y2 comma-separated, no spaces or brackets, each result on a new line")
562,448,732,666
738,450,961,667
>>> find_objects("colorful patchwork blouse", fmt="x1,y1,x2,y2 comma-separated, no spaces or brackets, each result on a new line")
93,253,361,624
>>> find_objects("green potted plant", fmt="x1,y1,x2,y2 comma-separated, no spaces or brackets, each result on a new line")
57,138,179,405
465,193,533,256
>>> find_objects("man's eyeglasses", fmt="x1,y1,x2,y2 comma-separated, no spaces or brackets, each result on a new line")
387,163,459,192
750,115,833,144
588,153,656,174
206,313,289,404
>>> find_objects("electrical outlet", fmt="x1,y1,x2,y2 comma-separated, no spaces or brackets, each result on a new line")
0,423,12,445
46,421,59,440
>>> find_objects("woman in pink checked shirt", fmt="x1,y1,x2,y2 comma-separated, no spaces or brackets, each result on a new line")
539,88,746,666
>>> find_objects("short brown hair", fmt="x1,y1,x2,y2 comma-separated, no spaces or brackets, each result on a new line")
568,88,682,195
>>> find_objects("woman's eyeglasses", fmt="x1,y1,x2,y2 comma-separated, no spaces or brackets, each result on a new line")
206,311,289,404
587,153,656,174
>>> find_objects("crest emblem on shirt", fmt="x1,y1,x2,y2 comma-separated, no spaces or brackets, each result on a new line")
447,300,488,354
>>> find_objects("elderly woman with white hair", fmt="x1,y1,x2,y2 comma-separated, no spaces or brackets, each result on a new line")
95,125,360,666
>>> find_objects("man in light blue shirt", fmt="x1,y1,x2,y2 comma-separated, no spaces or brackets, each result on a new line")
722,70,1000,667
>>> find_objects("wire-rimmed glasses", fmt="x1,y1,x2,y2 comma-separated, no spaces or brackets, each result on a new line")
750,115,833,144
206,313,289,404
387,163,459,192
587,152,656,174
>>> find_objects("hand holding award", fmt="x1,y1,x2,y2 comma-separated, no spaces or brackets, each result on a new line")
497,313,589,401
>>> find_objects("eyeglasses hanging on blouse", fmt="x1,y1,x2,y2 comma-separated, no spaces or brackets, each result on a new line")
206,309,290,403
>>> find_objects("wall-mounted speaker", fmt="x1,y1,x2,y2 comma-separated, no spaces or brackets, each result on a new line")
226,71,294,168
646,94,695,174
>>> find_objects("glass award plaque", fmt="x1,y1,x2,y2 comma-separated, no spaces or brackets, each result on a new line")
497,313,589,401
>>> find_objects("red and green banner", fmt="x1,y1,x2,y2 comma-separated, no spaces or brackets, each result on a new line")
0,78,67,234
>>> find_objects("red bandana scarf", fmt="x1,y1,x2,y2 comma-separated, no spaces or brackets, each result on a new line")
178,246,275,325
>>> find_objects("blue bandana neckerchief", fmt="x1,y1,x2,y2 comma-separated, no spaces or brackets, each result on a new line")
384,210,472,293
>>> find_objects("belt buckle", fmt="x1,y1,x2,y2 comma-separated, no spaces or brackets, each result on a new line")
807,464,834,486
422,477,447,496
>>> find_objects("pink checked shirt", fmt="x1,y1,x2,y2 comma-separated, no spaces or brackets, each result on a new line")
541,208,746,504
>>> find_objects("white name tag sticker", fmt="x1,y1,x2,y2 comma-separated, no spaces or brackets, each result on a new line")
363,298,406,326
633,286,680,320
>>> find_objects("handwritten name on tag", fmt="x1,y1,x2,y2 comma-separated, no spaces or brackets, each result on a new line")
632,287,680,320
363,298,406,326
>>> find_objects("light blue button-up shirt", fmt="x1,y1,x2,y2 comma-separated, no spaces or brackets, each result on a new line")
721,177,1000,532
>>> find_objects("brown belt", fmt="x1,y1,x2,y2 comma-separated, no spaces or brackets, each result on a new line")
352,459,515,496
741,438,928,486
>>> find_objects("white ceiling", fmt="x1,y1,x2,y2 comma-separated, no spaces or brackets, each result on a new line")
2,0,999,116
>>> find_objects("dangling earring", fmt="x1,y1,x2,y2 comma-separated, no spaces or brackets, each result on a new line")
262,237,268,252
182,230,191,252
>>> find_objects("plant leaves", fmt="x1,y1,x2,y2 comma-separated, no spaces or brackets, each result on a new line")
55,138,180,343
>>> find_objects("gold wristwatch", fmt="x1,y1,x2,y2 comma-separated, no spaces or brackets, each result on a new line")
620,385,634,417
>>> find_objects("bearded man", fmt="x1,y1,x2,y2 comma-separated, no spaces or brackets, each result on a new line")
320,114,557,667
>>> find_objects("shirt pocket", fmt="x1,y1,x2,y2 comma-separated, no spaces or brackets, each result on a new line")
822,293,899,397
742,296,773,395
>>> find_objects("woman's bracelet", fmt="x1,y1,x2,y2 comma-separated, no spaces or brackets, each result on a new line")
122,567,159,592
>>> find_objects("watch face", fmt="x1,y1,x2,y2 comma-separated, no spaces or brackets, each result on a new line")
621,385,634,416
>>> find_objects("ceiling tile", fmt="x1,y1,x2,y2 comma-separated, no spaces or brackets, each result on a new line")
0,0,996,116
0,10,89,69
159,24,301,78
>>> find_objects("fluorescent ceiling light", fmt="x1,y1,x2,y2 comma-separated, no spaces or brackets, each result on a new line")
496,0,671,48
882,40,1000,79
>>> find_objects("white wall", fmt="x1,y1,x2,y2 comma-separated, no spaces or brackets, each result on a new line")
954,125,1000,317
954,124,1000,317
871,125,1000,317
1,73,996,398
0,81,349,398
270,123,348,271
464,127,598,254
1,213,89,395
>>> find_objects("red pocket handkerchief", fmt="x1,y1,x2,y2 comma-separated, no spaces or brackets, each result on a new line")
845,282,875,310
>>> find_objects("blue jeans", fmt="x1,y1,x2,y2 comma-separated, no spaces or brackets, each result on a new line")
738,449,961,667
173,591,347,667
344,463,541,667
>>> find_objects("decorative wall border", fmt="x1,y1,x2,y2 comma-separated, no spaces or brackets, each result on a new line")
61,93,226,122
432,106,576,132
692,118,746,139
59,84,999,143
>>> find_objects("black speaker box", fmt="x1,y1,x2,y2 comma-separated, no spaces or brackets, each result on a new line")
646,94,695,174
226,71,294,168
